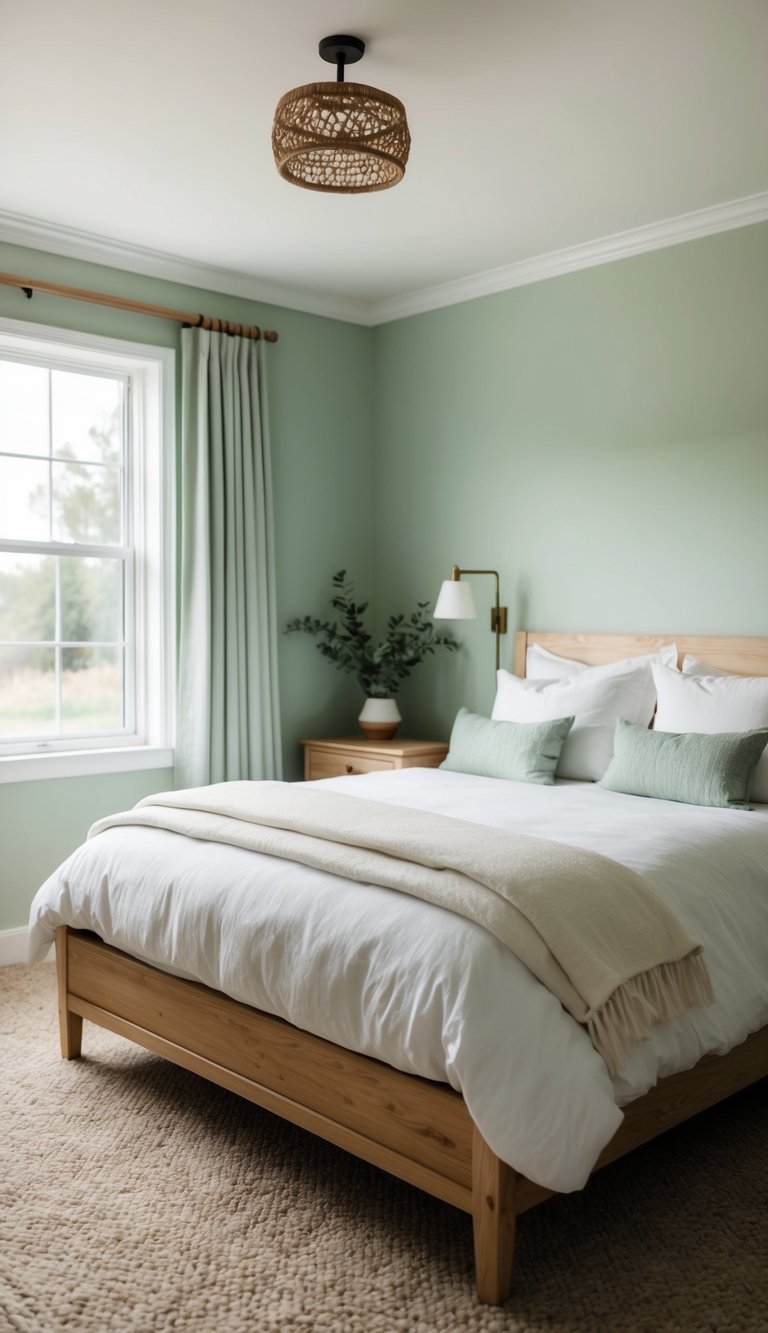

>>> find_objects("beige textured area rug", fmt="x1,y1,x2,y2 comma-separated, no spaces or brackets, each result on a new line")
1,965,766,1333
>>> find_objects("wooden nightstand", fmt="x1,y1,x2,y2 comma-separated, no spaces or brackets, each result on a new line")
300,737,449,781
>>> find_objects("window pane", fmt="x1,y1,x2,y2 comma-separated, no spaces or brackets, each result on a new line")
0,326,164,759
52,371,123,464
0,455,49,540
0,553,55,642
61,646,123,733
0,645,56,737
0,361,49,458
52,460,121,545
60,556,123,643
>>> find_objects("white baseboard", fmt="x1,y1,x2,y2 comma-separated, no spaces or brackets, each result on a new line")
0,925,52,966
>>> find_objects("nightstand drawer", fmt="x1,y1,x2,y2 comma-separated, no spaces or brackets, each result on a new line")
301,738,448,781
305,749,395,781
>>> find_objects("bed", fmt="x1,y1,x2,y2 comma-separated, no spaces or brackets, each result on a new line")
31,632,768,1304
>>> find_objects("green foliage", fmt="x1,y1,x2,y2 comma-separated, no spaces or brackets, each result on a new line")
285,570,459,698
0,407,121,671
30,407,120,545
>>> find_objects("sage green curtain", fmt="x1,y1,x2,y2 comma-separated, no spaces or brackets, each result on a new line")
177,328,282,787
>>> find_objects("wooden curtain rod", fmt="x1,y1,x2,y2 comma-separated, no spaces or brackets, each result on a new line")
0,271,278,342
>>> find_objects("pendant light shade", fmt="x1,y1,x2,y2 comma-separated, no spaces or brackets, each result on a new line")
272,36,411,194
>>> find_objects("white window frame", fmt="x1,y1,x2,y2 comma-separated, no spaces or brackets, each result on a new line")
0,316,175,783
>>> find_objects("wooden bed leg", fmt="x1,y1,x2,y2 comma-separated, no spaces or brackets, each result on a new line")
472,1124,517,1305
55,926,82,1059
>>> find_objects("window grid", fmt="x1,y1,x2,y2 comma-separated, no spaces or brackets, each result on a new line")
54,553,61,730
47,368,53,543
0,353,133,749
0,450,120,467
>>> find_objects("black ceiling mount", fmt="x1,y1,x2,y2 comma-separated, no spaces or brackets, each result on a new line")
318,34,365,82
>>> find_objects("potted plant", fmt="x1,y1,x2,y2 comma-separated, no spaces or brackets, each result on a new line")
286,570,459,738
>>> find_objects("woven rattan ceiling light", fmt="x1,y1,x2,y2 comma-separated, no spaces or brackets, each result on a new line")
272,35,411,194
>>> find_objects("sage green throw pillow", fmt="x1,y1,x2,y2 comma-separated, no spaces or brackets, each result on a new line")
440,708,574,785
600,720,768,809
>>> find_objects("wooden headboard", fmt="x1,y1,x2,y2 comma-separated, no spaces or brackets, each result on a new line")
513,632,768,678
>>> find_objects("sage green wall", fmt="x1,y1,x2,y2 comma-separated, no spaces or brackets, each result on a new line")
5,221,768,932
0,241,373,930
371,223,768,736
0,770,177,931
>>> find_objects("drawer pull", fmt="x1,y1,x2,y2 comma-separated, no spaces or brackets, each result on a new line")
345,763,354,773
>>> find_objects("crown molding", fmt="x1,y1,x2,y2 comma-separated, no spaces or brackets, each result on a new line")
368,191,768,325
0,209,370,326
0,193,766,331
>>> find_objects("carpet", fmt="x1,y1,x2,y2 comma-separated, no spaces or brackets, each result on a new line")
0,963,765,1333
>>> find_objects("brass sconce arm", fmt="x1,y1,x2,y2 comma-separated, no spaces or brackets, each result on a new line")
434,565,508,672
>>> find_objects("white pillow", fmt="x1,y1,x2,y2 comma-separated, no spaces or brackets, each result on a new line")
681,655,729,677
492,661,658,780
652,662,768,803
526,641,678,680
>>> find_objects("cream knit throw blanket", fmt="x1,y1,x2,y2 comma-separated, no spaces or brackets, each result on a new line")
90,782,714,1076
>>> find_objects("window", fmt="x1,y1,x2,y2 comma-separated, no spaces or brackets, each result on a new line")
0,318,174,781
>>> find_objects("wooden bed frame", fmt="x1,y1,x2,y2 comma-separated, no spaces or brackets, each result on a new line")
54,632,768,1304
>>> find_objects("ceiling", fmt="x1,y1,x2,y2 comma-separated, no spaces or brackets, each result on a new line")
1,0,767,324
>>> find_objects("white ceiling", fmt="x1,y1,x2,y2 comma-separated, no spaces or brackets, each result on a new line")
1,0,767,323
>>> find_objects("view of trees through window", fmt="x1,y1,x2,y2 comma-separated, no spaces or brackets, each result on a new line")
0,360,128,743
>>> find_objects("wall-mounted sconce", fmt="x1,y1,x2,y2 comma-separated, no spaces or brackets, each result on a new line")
433,565,508,671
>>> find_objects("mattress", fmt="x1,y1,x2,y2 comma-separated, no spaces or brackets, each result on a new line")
28,768,768,1194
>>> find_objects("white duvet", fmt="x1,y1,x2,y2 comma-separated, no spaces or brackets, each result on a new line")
28,769,768,1194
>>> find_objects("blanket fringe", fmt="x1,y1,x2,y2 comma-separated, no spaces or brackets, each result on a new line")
586,951,714,1077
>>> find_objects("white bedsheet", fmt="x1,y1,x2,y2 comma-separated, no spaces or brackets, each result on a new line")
28,769,768,1194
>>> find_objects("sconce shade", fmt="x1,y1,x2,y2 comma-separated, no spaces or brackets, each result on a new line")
433,579,477,620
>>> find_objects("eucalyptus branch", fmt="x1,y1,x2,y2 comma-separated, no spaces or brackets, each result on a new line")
285,571,459,697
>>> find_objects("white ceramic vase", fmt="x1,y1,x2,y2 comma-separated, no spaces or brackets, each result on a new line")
357,696,401,741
